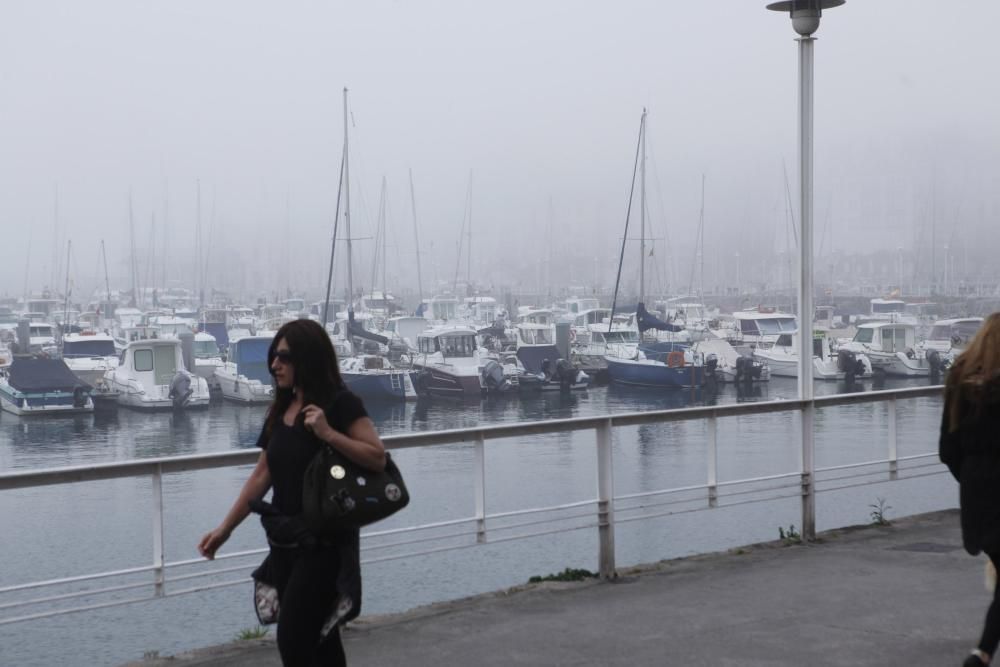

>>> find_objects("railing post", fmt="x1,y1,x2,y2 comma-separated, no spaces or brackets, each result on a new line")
887,397,898,481
473,433,486,544
596,419,616,579
707,414,718,508
152,464,165,597
801,402,816,540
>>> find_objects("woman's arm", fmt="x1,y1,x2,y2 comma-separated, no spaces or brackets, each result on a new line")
198,451,272,559
302,405,387,471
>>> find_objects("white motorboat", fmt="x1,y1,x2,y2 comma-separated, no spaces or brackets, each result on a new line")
61,332,119,389
214,335,274,404
840,322,936,377
752,331,871,381
692,338,770,383
728,308,797,347
107,338,210,410
193,332,225,390
0,357,94,415
409,325,488,398
919,317,983,365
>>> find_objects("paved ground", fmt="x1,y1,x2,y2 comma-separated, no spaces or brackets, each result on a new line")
126,510,989,666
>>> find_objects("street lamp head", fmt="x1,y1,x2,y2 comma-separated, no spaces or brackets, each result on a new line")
766,0,845,37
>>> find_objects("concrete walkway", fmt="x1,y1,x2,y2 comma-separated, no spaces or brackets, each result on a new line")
128,510,988,667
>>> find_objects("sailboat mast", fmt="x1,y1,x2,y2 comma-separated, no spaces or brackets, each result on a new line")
343,87,354,314
466,170,472,289
408,168,424,304
196,179,203,307
101,239,111,320
639,109,647,305
699,174,706,305
61,240,71,330
128,190,138,307
381,177,388,303
321,150,346,328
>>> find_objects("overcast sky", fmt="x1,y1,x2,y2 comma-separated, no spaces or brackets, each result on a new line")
1,1,998,302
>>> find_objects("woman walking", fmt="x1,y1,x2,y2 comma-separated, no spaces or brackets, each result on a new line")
199,319,385,666
940,312,1000,667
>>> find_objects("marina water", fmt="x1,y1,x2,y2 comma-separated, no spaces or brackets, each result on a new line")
0,378,954,666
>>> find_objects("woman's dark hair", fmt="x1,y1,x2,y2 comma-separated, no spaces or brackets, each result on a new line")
945,312,1000,432
265,319,345,436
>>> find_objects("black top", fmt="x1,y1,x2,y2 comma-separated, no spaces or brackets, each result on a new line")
257,390,368,516
939,374,1000,555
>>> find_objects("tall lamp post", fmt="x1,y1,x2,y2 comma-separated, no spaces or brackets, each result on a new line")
767,0,844,540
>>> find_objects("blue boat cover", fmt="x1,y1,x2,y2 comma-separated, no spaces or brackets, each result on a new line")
516,345,561,374
202,322,229,351
636,302,684,334
7,357,91,392
233,338,273,384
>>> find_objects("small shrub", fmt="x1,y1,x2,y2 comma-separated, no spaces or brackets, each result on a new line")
870,497,892,526
528,567,597,583
235,626,269,641
778,524,802,545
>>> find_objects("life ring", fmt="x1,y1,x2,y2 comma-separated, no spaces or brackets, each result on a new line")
666,350,685,368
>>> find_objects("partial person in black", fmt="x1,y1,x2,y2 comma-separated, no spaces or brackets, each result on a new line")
198,319,386,666
940,312,1000,667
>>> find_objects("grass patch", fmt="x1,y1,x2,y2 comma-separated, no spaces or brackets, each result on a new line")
870,497,892,526
235,626,270,641
778,524,802,546
529,567,597,584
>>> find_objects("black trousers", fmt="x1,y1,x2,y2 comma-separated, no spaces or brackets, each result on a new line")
979,551,1000,656
272,545,347,667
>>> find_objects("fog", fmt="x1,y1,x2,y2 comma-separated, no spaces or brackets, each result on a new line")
1,0,998,305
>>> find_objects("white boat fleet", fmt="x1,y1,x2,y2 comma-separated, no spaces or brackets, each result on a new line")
0,291,987,416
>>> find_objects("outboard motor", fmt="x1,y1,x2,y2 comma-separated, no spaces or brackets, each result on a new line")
555,358,576,389
73,386,89,409
837,349,866,384
704,354,719,384
480,360,511,393
927,349,943,382
169,371,193,409
734,356,754,386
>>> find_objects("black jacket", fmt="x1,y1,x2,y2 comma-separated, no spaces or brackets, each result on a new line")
939,374,1000,555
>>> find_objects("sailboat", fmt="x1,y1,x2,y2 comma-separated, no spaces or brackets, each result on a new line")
604,110,705,389
324,88,417,401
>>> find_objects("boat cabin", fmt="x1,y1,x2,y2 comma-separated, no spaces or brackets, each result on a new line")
732,310,797,339
565,298,601,315
422,295,459,321
851,323,917,352
417,327,478,358
926,318,982,350
516,324,554,346
569,308,611,328
120,339,187,386
62,333,116,358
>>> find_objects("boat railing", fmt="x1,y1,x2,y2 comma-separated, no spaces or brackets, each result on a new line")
0,385,945,626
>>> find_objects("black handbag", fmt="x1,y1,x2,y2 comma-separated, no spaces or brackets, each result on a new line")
302,444,409,532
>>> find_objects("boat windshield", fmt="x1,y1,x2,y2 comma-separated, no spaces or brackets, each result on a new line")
438,334,476,357
751,318,796,335
194,340,220,358
929,321,981,343
853,328,875,344
63,339,116,357
605,331,637,344
520,328,553,345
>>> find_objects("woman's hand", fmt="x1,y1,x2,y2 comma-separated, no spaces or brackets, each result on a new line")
301,404,335,442
198,526,231,560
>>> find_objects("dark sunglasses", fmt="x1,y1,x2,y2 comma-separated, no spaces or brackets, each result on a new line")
272,350,294,364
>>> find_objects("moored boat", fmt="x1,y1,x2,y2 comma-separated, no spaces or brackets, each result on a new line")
0,357,94,415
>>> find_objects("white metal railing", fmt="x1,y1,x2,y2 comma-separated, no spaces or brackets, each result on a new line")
0,385,945,625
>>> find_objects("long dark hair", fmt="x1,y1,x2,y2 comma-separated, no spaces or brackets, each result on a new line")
265,319,345,436
945,312,1000,431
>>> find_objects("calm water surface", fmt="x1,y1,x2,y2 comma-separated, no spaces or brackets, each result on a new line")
0,377,954,666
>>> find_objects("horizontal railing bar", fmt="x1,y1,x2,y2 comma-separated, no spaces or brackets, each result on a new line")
898,453,938,462
616,483,707,502
165,564,255,585
0,578,155,611
0,593,156,626
484,499,596,521
615,489,806,525
362,528,476,552
817,459,891,474
0,563,160,594
0,385,944,491
817,469,948,494
715,471,801,488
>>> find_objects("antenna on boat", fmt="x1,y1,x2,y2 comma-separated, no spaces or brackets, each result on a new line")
128,189,138,308
344,87,354,325
639,108,647,306
608,110,645,334
409,168,424,305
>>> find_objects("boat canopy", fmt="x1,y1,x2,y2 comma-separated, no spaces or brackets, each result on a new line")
636,303,684,334
7,357,91,392
232,338,272,384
